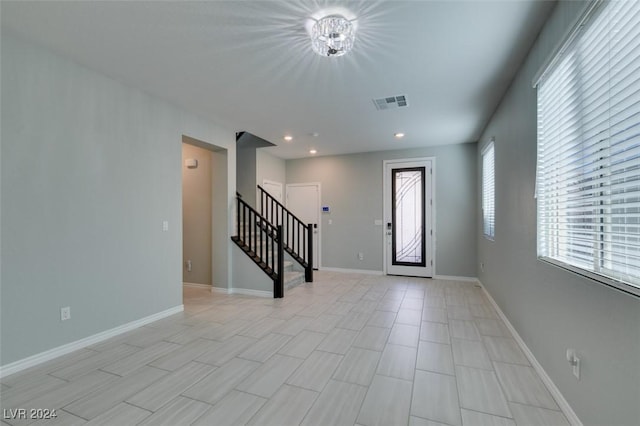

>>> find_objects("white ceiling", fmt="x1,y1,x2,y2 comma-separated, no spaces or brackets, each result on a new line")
1,1,555,159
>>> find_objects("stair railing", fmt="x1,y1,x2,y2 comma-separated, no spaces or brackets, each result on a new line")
257,185,313,283
232,194,284,298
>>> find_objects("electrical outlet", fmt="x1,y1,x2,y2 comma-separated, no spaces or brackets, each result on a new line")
358,252,364,261
480,262,485,272
60,306,71,321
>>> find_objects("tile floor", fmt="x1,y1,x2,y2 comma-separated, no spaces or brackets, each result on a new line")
0,271,571,426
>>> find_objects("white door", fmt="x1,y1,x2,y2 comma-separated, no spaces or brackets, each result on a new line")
286,183,321,269
262,179,283,202
261,179,283,225
383,159,434,277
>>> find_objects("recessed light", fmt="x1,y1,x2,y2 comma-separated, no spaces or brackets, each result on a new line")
284,135,293,141
394,132,405,139
309,149,317,155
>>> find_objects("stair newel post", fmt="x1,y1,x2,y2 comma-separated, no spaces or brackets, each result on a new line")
275,225,284,298
306,223,313,283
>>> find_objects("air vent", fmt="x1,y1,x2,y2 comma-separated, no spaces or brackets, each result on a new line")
373,95,408,111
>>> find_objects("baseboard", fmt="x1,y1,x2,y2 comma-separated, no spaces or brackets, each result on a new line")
210,286,271,298
320,267,384,275
231,288,272,298
0,305,184,379
433,275,479,282
477,280,582,426
183,282,212,289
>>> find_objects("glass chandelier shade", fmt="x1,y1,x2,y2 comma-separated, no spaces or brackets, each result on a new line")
311,15,355,57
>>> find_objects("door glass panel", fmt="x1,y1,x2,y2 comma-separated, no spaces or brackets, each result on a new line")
392,167,425,266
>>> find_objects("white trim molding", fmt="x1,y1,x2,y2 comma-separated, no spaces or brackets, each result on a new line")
211,286,271,298
230,288,272,298
433,275,479,282
0,305,184,379
320,267,384,275
183,282,212,290
477,280,583,426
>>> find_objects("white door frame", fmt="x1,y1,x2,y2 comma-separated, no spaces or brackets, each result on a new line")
382,157,436,277
286,182,322,270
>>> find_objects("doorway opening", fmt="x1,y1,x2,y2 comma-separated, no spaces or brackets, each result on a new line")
181,136,228,291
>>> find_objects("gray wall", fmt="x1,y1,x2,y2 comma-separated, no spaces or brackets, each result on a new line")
477,2,640,425
256,148,286,188
182,143,212,285
237,147,256,208
0,34,236,366
211,149,229,289
287,144,477,276
231,244,272,294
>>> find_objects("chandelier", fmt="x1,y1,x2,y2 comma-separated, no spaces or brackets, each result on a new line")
311,15,356,57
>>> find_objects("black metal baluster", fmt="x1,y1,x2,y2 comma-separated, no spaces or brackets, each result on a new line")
242,204,246,245
253,212,257,254
298,222,301,256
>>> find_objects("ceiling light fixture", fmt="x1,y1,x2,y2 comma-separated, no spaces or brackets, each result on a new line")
309,149,318,154
311,15,355,57
284,135,293,141
394,132,405,139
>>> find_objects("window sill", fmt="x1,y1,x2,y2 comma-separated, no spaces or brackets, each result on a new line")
538,257,640,298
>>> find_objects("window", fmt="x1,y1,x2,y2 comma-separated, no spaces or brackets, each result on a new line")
536,0,640,296
482,141,495,240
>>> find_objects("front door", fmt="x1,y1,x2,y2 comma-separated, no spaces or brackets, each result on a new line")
384,159,433,277
286,183,321,269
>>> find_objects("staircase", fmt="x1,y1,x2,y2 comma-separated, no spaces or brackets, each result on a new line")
231,189,312,298
257,185,313,282
283,261,305,290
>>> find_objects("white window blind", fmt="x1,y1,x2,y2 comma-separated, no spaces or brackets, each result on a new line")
537,0,640,296
482,141,495,239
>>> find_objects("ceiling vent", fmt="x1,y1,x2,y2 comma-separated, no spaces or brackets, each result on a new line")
373,95,408,111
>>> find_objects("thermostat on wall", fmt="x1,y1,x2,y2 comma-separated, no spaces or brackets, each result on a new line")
322,206,330,213
185,158,198,169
